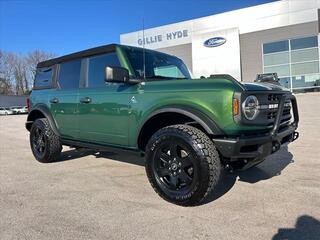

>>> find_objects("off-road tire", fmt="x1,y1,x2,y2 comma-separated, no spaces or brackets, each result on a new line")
145,124,221,206
30,118,62,163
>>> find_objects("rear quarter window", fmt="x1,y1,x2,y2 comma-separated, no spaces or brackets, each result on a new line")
34,67,53,89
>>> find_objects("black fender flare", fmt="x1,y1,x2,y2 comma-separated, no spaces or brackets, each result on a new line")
137,105,224,147
26,105,60,137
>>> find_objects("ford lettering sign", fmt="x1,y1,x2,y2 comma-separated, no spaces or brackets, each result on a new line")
204,37,226,47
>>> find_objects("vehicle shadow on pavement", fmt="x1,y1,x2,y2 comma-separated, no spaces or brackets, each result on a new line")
203,146,294,204
272,215,320,240
93,151,145,166
237,146,294,184
202,168,238,204
58,146,294,206
58,148,145,166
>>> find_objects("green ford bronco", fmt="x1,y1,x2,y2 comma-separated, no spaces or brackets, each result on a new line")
26,44,299,206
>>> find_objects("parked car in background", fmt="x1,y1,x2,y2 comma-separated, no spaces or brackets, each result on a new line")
10,106,22,114
0,107,13,115
5,108,14,114
10,106,27,114
22,106,28,113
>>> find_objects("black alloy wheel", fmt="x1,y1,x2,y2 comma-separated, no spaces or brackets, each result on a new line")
31,127,47,159
30,118,62,163
145,124,221,206
154,140,197,193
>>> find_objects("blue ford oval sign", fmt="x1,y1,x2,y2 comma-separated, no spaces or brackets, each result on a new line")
204,37,226,47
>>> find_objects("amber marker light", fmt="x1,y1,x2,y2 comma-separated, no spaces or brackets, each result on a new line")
233,98,239,116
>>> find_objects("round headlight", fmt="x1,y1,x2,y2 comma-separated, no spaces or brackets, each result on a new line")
242,95,259,120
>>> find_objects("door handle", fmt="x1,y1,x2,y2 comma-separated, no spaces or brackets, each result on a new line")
50,97,59,104
80,97,91,104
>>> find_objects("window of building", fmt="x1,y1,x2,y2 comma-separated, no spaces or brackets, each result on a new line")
263,52,289,66
291,62,319,75
290,36,318,50
263,35,320,91
87,53,121,88
58,59,81,89
264,65,290,77
291,48,318,63
291,74,320,88
34,67,53,88
263,40,289,54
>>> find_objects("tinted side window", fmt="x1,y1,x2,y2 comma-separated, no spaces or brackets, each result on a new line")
154,65,185,78
88,53,121,88
58,59,81,89
34,67,53,88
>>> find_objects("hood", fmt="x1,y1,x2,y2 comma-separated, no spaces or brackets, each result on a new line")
241,82,290,92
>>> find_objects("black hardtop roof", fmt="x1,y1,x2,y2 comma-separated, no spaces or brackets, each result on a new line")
37,44,177,69
37,44,117,68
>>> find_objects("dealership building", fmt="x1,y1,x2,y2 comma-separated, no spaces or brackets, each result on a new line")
120,0,320,92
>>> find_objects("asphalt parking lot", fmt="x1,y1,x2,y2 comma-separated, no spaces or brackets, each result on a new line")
1,93,320,240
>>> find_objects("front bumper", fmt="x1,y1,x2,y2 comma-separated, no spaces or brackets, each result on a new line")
213,93,299,169
213,126,298,167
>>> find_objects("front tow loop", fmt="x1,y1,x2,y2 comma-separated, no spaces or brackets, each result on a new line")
292,131,299,141
272,141,281,153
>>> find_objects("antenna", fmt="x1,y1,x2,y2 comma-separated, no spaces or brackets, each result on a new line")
142,17,146,80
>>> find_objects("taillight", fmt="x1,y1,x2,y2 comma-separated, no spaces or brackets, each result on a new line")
26,97,30,112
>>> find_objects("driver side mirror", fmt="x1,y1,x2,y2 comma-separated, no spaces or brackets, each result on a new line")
105,66,130,83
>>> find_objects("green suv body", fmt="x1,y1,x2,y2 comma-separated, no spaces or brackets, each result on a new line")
26,44,299,206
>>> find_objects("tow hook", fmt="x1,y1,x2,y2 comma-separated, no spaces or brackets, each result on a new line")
292,131,299,141
225,164,234,173
272,141,281,153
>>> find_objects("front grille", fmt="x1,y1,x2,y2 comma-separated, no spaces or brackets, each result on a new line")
267,112,276,120
265,94,292,130
236,92,296,134
268,94,280,102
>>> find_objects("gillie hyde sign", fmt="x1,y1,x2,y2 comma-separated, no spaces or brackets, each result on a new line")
137,29,189,46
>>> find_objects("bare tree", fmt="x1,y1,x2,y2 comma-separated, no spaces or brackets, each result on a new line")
26,50,55,88
0,49,55,95
0,78,13,95
0,50,15,94
12,54,28,95
1,52,27,95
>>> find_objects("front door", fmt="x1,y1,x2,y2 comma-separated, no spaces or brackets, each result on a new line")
78,86,131,146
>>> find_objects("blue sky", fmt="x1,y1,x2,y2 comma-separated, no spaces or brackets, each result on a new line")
0,0,275,56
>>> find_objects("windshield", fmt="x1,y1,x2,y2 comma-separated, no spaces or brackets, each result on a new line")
123,47,191,80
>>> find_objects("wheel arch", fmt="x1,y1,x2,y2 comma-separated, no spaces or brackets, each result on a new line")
137,106,223,151
26,105,60,136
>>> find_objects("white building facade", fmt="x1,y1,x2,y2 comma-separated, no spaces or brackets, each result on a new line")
120,0,320,92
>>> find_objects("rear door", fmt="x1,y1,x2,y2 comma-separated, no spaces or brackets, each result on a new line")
49,59,81,139
77,52,132,146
